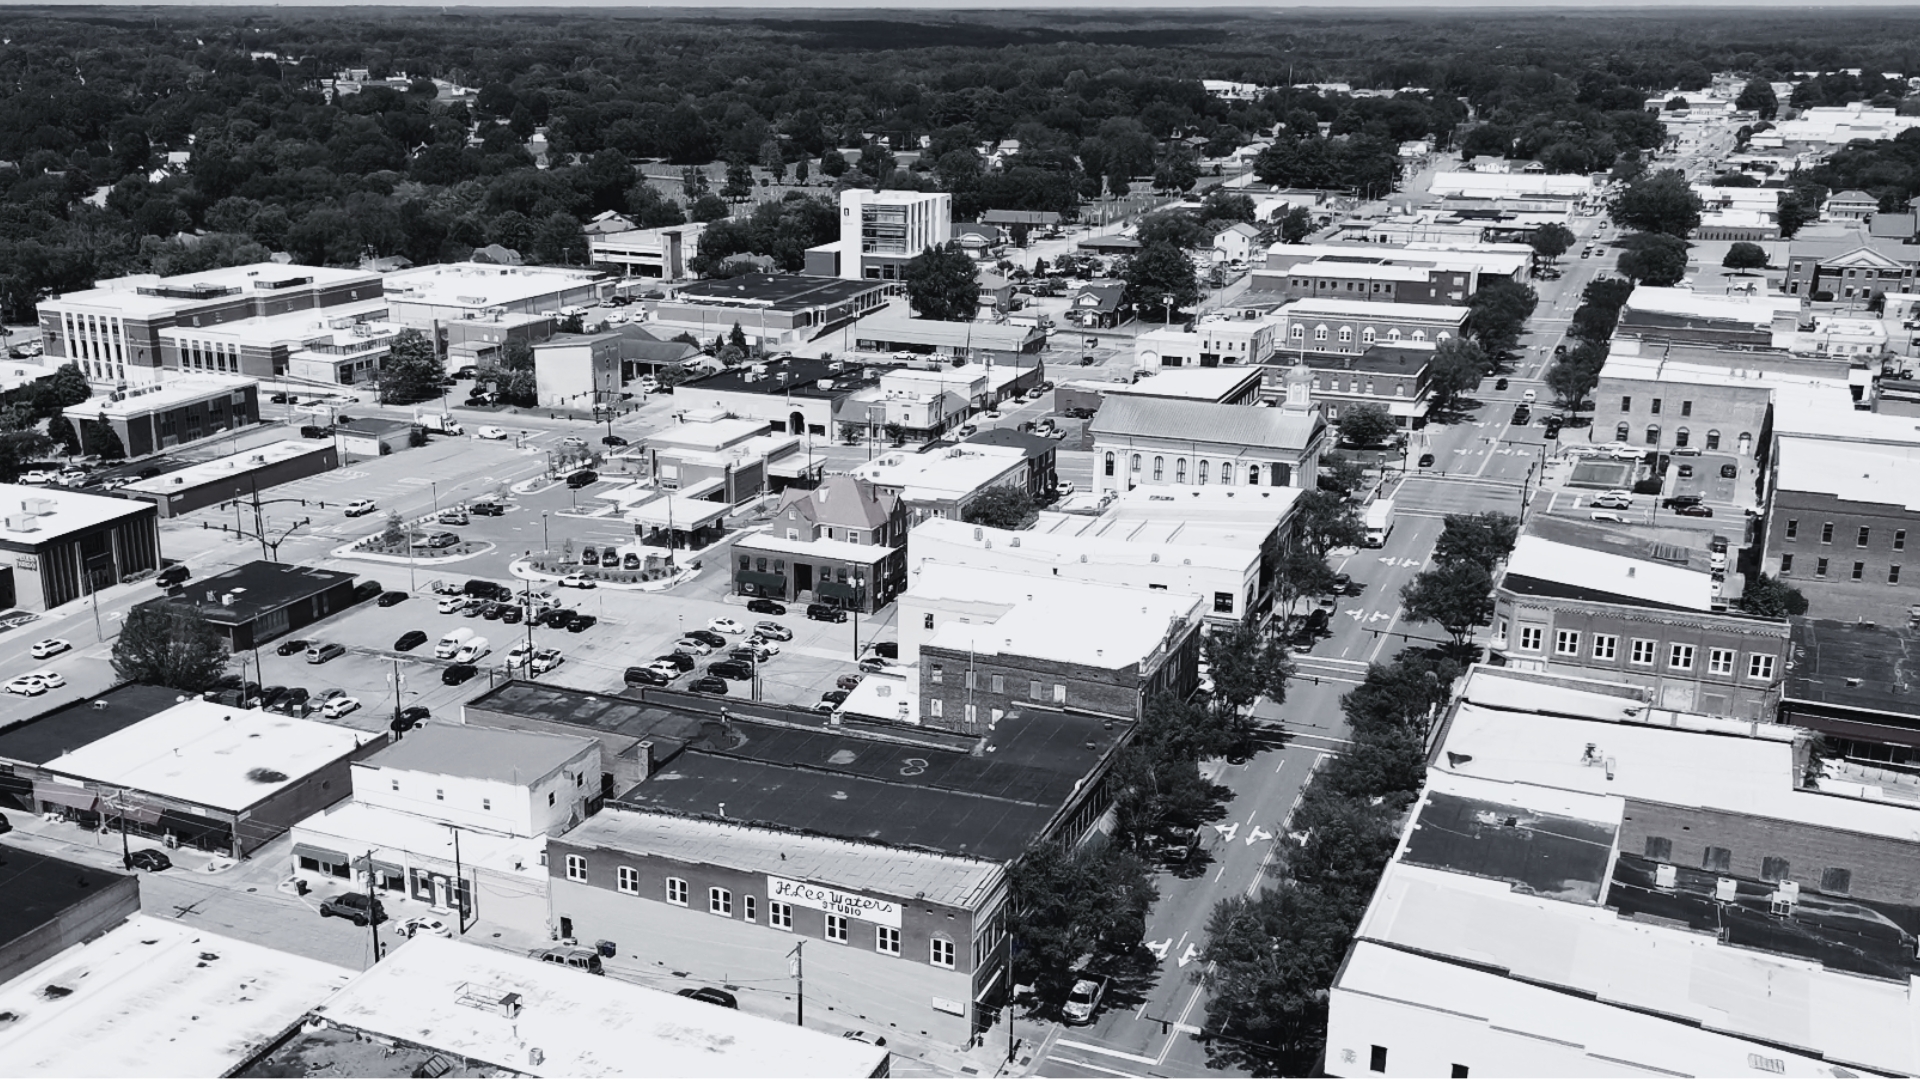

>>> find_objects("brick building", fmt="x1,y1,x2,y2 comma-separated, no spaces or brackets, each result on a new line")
1253,243,1528,304
1493,534,1788,718
64,376,260,459
1589,350,1852,459
1783,226,1919,298
1273,298,1469,356
1610,287,1800,352
1762,437,1920,617
1283,344,1434,429
900,565,1204,728
1090,384,1327,495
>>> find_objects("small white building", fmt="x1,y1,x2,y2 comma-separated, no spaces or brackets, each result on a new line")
532,331,623,410
586,222,706,281
849,442,1030,521
1212,222,1262,265
352,723,602,837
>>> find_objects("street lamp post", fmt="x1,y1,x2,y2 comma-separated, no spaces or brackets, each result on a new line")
542,511,550,556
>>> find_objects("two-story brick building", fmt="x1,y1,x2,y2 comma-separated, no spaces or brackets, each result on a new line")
1762,437,1920,618
1493,534,1788,718
546,705,1131,1049
1282,343,1435,429
731,473,910,608
1254,243,1528,305
1090,379,1327,495
1274,298,1470,356
1589,349,1853,460
1610,287,1801,352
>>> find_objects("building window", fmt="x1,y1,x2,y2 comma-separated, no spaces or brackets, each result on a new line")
1053,684,1067,703
1748,654,1776,681
710,888,732,916
1314,325,1328,342
1645,425,1660,446
1130,454,1141,473
1029,679,1043,700
1650,399,1661,415
666,878,688,906
1175,458,1187,483
1708,648,1734,676
1703,846,1733,873
1785,519,1798,540
1615,421,1630,442
1554,629,1580,656
745,895,757,922
876,926,901,956
1780,554,1794,574
1859,527,1872,547
930,937,956,968
1816,557,1829,577
1893,565,1903,584
1621,396,1632,411
565,854,587,883
1152,456,1164,480
616,866,639,895
1821,868,1852,895
924,613,935,630
1518,625,1543,651
1668,643,1694,671
826,914,849,943
1630,639,1656,666
1761,857,1790,883
1197,460,1209,484
1104,452,1114,477
1219,462,1233,484
1853,561,1865,580
931,664,943,684
1674,428,1689,448
1370,1046,1388,1073
929,699,944,718
1591,634,1617,660
1706,430,1720,450
1896,530,1907,551
769,900,793,930
990,674,1004,693
1821,522,1834,544
1680,400,1692,417
1215,591,1234,613
1645,836,1673,861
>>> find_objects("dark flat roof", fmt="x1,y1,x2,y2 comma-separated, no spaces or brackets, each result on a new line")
337,418,414,436
613,710,1121,861
679,356,867,400
154,561,357,626
1782,618,1919,720
963,428,1055,458
0,845,133,951
674,273,887,313
465,681,732,760
0,683,184,765
1308,345,1435,374
1401,790,1616,903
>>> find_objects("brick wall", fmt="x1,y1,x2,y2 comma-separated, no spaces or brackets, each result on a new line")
919,623,1199,726
1590,377,1770,455
1618,799,1920,904
1765,490,1918,601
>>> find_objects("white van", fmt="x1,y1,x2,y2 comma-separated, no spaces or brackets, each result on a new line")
453,636,490,664
435,627,474,659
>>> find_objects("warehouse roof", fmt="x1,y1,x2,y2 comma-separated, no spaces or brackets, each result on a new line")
1090,396,1321,451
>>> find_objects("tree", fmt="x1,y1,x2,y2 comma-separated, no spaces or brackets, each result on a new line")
1199,190,1256,224
1610,169,1704,238
689,193,730,223
1736,77,1779,121
1336,402,1398,449
1432,512,1519,574
1529,222,1576,262
111,604,231,693
1616,232,1690,286
1466,278,1539,358
1778,189,1819,239
961,486,1038,530
1399,560,1495,648
1198,882,1355,1076
1272,543,1339,619
1425,337,1488,414
1121,240,1201,320
1545,340,1607,414
1316,452,1370,499
1205,618,1293,730
901,242,978,322
1710,171,1762,188
819,148,848,178
1293,489,1366,557
1135,210,1207,251
377,329,443,405
1340,648,1461,738
1666,96,1690,112
1723,241,1769,270
1009,840,1158,1006
0,405,54,481
1278,205,1314,244
1740,573,1809,618
721,154,754,202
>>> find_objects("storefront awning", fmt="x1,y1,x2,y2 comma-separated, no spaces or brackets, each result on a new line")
293,842,350,865
35,781,97,813
160,809,232,847
817,580,864,602
105,800,162,827
737,571,788,591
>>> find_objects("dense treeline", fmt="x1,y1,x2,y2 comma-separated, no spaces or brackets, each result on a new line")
1,8,1919,320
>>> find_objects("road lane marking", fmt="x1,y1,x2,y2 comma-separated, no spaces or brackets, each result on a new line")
1055,1039,1160,1066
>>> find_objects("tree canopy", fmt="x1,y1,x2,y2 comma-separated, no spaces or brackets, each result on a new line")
113,604,232,693
1610,169,1705,238
961,486,1039,530
1616,231,1691,286
1122,240,1201,321
1335,402,1399,449
377,329,443,405
901,242,979,322
1432,511,1520,574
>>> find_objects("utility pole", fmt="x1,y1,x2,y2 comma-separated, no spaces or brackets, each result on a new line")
448,825,465,934
363,849,383,963
789,940,804,1026
390,657,405,735
111,788,131,869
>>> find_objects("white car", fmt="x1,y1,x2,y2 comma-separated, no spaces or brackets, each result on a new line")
398,916,451,939
1591,511,1630,523
4,675,46,696
1058,481,1076,496
322,696,361,718
344,499,377,517
708,617,745,635
559,574,596,589
22,670,64,689
477,426,508,440
648,660,684,679
19,470,53,484
745,637,782,656
983,409,1003,421
673,638,714,656
438,596,464,614
506,643,535,668
29,638,70,660
531,648,564,673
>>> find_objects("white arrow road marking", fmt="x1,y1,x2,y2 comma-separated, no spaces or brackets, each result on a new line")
1213,822,1239,844
1145,938,1171,961
1177,943,1201,968
1367,611,1392,623
1245,826,1274,846
1344,607,1366,620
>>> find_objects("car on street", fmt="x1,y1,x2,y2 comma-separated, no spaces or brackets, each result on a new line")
469,500,506,516
318,893,385,926
4,675,46,696
602,435,628,447
673,638,714,655
395,706,430,731
442,663,479,685
307,643,346,664
677,987,739,1009
1417,452,1435,467
708,617,745,635
531,649,564,673
377,590,410,607
1673,503,1715,517
1063,975,1109,1025
22,670,64,689
1592,495,1633,509
399,916,452,938
625,666,670,686
344,499,377,517
275,638,311,657
688,676,729,695
559,574,596,589
29,638,70,660
806,603,848,623
477,427,508,440
746,598,786,615
322,696,361,718
1591,511,1630,523
1608,444,1643,460
126,848,172,872
1495,377,1509,391
754,621,792,641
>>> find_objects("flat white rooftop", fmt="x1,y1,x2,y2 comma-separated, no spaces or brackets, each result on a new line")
44,698,370,813
850,444,1027,501
1278,297,1471,322
1775,435,1920,510
1504,534,1714,610
292,800,548,878
383,262,605,308
855,309,1039,352
913,515,1253,574
1622,286,1801,325
308,934,889,1078
647,417,769,452
914,563,1199,668
0,914,352,1078
154,298,394,350
1107,367,1263,402
64,375,255,421
0,483,152,544
45,263,380,319
1597,353,1852,397
120,439,332,496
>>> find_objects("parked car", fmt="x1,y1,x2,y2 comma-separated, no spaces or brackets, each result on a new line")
322,696,361,718
1662,494,1704,509
602,435,629,447
806,603,848,623
501,606,524,624
352,580,383,603
754,621,793,640
307,643,346,664
837,673,863,691
625,666,671,687
708,660,753,681
673,638,714,656
126,848,172,872
29,638,71,660
4,675,46,696
820,689,850,707
677,987,739,1009
709,617,745,635
688,676,729,695
1591,511,1630,523
531,649,565,673
377,590,410,607
442,663,479,685
1495,377,1510,391
731,644,772,663
655,653,696,672
344,498,377,517
566,469,598,489
1674,503,1715,517
506,642,535,668
580,547,600,566
564,614,597,632
396,706,431,731
747,597,787,615
469,500,506,516
399,916,452,939
687,629,727,648
560,574,596,589
437,596,465,614
438,509,469,526
318,893,385,926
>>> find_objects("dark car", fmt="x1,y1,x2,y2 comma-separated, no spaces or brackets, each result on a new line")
566,469,598,489
1304,608,1332,636
352,580,383,603
542,608,576,628
1720,463,1738,480
377,590,410,607
1417,452,1435,468
469,500,506,516
442,663,479,685
258,685,288,709
319,893,385,926
565,614,598,633
501,606,524,624
655,652,695,672
1677,463,1694,479
1512,406,1531,425
602,435,629,447
1330,572,1352,594
580,547,600,566
687,629,727,648
1495,377,1510,390
746,597,787,615
425,532,460,549
1674,503,1715,517
1662,494,1704,509
677,987,739,1009
275,638,310,656
625,666,670,687
394,630,429,652
820,689,850,707
1543,418,1563,439
730,645,769,664
269,392,290,403
857,658,889,674
127,848,172,871
837,673,863,691
709,660,754,681
393,705,430,732
480,602,506,621
155,564,192,588
807,603,848,623
688,676,729,695
870,641,899,660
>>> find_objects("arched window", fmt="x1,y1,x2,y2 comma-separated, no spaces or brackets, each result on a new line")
1411,330,1428,342
756,557,768,572
1386,328,1402,341
1675,427,1690,448
1197,460,1210,484
1437,331,1452,343
1175,458,1187,483
1247,464,1261,486
738,555,750,570
1615,421,1631,442
1314,325,1329,342
773,560,785,573
1130,454,1141,473
1361,327,1377,344
1706,430,1721,450
1290,325,1304,340
1646,425,1661,446
1152,456,1164,481
1103,452,1115,477
1219,462,1233,485
1337,326,1353,344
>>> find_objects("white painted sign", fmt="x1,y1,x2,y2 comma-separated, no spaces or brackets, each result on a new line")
931,995,966,1016
767,875,901,928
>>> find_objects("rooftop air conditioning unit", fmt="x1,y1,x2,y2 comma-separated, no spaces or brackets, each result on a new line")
221,592,238,605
